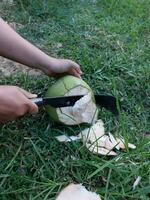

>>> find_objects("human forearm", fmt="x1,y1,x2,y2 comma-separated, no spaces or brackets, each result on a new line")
0,18,54,70
0,18,82,77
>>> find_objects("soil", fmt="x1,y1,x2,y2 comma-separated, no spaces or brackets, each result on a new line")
0,57,42,76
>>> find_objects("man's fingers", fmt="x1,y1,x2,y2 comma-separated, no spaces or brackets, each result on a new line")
18,88,38,115
69,68,81,78
72,62,82,74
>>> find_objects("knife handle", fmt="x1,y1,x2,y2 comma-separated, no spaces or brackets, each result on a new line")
31,98,44,106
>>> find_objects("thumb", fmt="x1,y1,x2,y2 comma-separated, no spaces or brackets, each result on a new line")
19,88,37,98
19,88,38,114
26,99,39,114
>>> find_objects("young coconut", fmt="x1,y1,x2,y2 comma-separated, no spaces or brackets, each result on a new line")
56,183,101,200
46,75,98,125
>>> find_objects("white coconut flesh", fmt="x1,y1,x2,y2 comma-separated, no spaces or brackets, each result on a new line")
79,120,117,155
79,120,136,155
55,119,136,155
56,183,101,200
56,86,98,125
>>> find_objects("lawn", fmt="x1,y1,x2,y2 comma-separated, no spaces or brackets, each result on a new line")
0,0,150,199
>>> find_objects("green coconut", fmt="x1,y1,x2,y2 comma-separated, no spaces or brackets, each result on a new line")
45,75,98,125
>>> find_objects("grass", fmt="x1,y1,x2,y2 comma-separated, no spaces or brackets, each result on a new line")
0,0,150,199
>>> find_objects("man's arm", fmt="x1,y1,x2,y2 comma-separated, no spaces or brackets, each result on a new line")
0,18,82,77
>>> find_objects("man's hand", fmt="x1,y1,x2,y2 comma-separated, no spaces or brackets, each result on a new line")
41,58,82,78
0,86,38,123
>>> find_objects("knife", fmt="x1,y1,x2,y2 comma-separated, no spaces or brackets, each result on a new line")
94,94,120,114
31,94,120,114
31,95,84,107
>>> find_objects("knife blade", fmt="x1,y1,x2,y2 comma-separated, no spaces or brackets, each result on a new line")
94,94,120,114
31,95,84,107
31,94,120,114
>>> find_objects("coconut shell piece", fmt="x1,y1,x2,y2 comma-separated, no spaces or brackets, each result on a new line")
56,183,101,200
